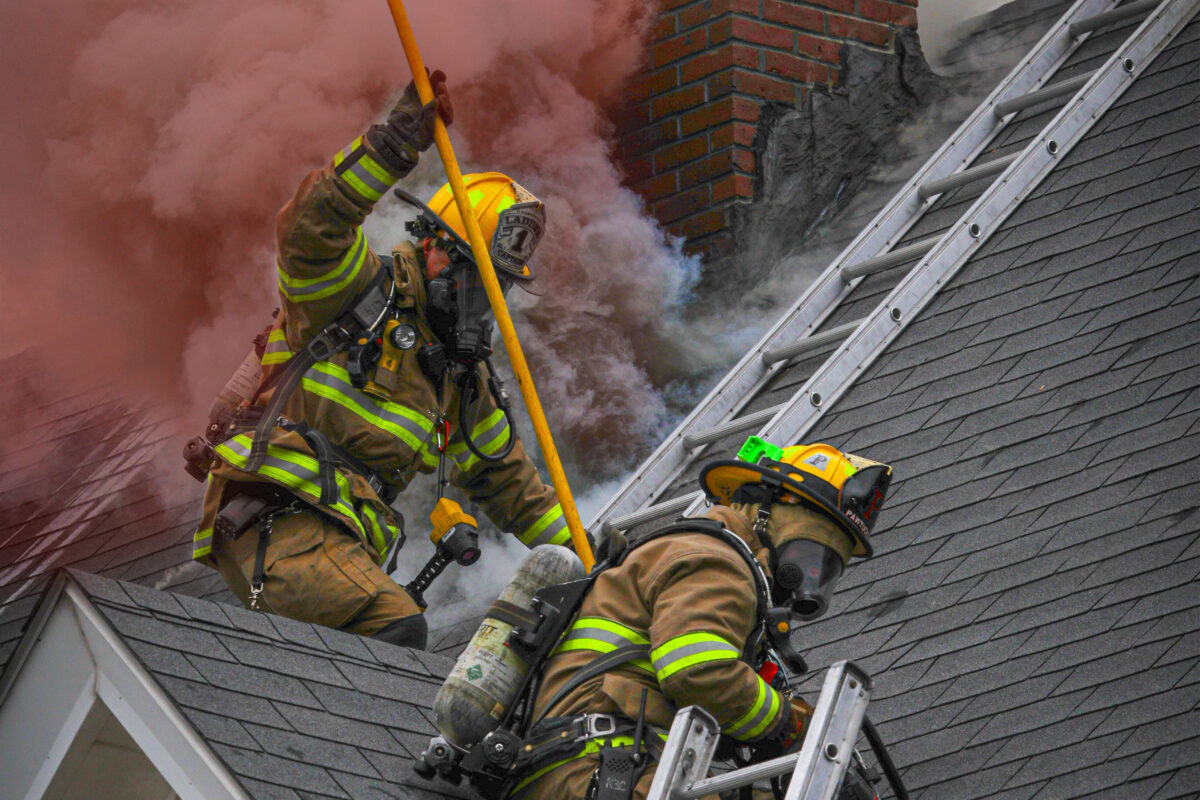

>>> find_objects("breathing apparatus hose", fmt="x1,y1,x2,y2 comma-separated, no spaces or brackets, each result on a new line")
456,362,516,464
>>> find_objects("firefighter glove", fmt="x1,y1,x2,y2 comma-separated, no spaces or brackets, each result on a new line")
365,70,453,176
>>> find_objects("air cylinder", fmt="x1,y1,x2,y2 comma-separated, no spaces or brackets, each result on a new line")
433,544,585,749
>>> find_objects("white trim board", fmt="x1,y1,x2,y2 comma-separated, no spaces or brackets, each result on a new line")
0,577,248,800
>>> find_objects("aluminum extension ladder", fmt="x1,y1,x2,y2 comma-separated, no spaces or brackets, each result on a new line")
591,0,1198,537
647,662,872,800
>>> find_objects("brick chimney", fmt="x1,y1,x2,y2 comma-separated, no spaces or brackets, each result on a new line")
616,0,919,257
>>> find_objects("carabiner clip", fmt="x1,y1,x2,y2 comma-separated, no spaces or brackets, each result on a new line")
435,418,450,454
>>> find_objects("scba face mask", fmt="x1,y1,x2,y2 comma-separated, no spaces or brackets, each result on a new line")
771,525,850,620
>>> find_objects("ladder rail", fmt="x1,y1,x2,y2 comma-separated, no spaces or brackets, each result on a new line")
646,661,873,800
675,0,1198,523
590,0,1123,534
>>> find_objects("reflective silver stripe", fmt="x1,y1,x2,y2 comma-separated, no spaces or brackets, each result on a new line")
301,362,435,457
651,639,739,680
725,677,781,741
343,157,394,199
559,618,649,650
216,436,364,537
277,229,367,302
448,409,511,473
261,329,292,365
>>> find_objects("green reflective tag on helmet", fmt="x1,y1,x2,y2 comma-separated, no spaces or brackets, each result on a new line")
738,435,783,464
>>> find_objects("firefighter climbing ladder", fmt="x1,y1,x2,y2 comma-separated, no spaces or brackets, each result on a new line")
591,0,1198,536
647,661,872,800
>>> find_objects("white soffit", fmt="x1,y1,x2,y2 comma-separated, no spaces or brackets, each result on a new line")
0,578,248,800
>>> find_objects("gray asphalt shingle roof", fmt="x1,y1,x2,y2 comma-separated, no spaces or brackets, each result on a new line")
784,10,1200,798
67,569,469,800
1,3,1197,800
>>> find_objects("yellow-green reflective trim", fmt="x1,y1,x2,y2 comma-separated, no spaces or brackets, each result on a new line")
358,152,395,185
361,504,389,557
566,617,649,645
302,361,438,466
215,435,365,539
277,229,368,302
447,408,512,474
726,676,781,741
192,528,213,559
650,632,739,682
342,170,382,202
518,504,568,548
261,352,292,365
268,329,287,342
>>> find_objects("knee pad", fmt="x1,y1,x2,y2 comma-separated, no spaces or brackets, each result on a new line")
373,613,429,650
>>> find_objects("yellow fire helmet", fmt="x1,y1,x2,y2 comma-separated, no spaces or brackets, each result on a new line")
699,436,893,558
426,173,544,288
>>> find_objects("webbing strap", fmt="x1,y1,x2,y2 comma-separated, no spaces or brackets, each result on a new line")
246,260,393,473
534,643,651,726
488,598,542,632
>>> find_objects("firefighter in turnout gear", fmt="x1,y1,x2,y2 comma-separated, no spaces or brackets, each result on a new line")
506,437,892,800
190,71,570,650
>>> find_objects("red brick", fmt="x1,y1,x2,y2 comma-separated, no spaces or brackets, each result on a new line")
650,84,707,120
680,101,726,136
679,149,733,189
731,69,797,103
858,0,918,27
661,0,706,10
733,148,756,172
731,95,762,123
711,172,755,202
765,51,830,84
679,0,758,30
652,28,708,67
804,0,854,11
731,17,795,49
619,117,679,158
678,207,729,240
680,43,758,83
828,14,891,46
796,34,842,64
622,155,654,184
626,66,680,104
634,171,680,202
613,102,651,133
652,13,677,40
762,1,825,32
709,121,757,149
654,184,712,224
653,135,710,171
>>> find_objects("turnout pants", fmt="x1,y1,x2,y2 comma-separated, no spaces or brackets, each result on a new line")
213,506,422,637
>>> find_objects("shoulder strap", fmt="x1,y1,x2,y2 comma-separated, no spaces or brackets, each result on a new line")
532,643,651,726
244,260,394,472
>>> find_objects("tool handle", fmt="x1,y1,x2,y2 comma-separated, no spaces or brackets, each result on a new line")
405,549,452,609
384,0,594,570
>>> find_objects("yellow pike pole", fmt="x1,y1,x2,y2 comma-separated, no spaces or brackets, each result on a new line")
385,0,594,570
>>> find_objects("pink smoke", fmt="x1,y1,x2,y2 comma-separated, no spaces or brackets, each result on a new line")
1,0,700,481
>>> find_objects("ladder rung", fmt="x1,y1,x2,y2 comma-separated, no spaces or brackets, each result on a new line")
918,153,1018,199
601,493,698,534
762,320,862,366
682,405,783,450
1069,0,1157,36
994,72,1093,118
840,235,940,280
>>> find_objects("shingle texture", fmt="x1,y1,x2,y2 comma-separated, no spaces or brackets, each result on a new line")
789,11,1200,799
0,369,228,681
69,570,468,800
